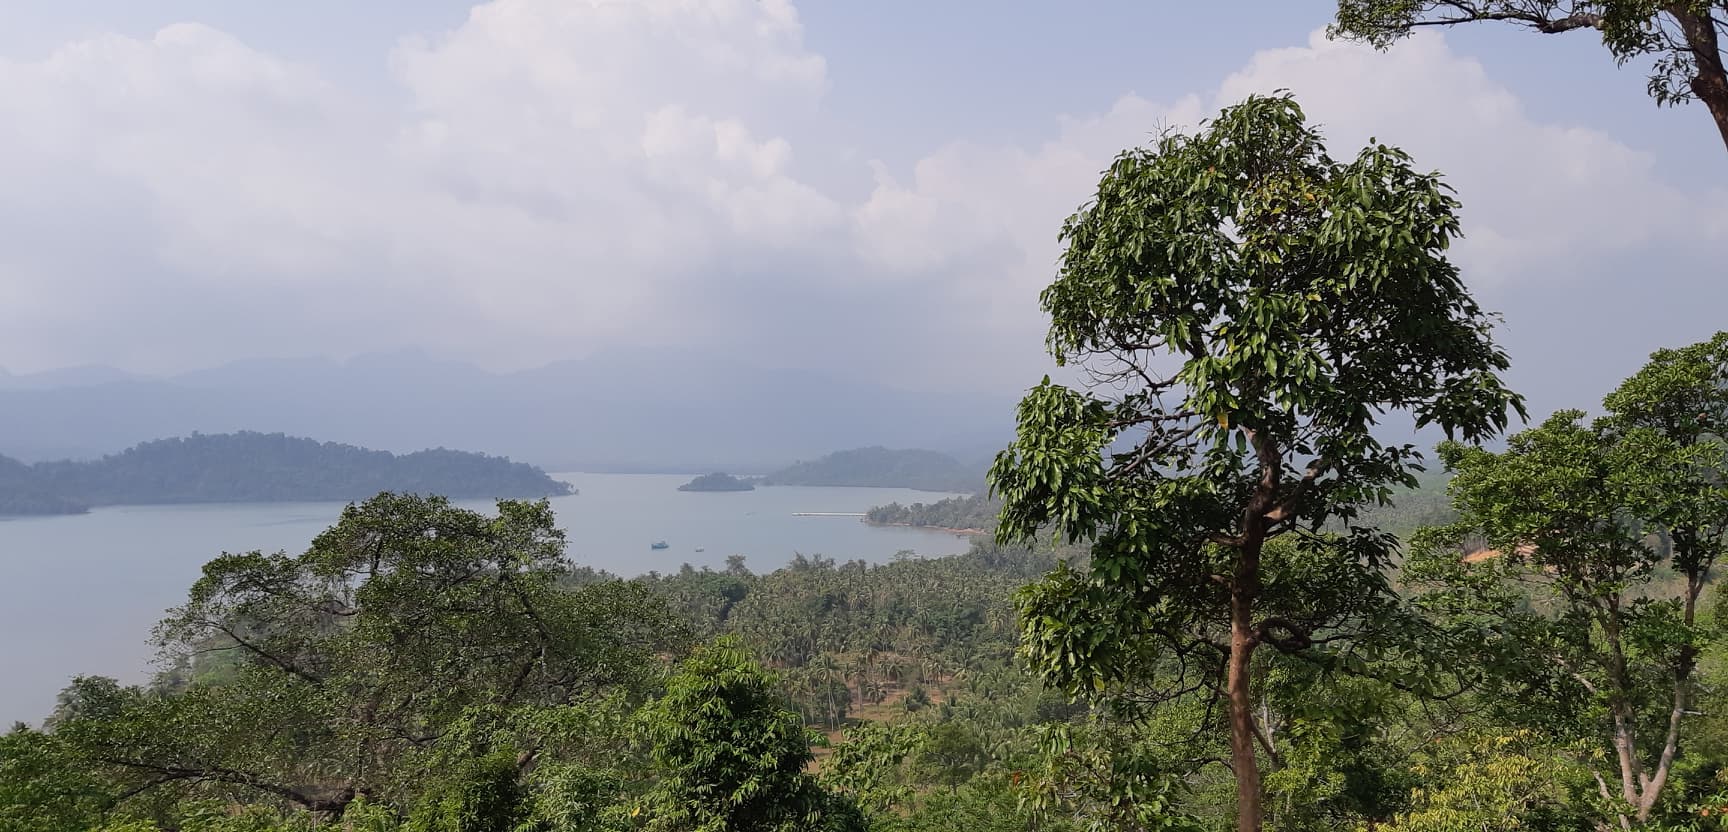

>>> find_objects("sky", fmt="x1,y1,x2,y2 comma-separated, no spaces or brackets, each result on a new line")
0,0,1723,422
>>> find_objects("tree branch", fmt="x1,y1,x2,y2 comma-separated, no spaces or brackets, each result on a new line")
206,621,323,685
1264,458,1330,523
100,759,353,814
1389,2,1604,34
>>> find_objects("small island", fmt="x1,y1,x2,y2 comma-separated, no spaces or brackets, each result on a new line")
677,472,756,492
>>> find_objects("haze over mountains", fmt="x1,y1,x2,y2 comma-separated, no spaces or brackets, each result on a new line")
0,350,1017,470
760,446,982,492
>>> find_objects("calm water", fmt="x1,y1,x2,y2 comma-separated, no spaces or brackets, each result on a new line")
0,473,971,724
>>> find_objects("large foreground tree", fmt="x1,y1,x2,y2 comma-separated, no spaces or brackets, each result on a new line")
989,94,1524,832
1331,1,1728,156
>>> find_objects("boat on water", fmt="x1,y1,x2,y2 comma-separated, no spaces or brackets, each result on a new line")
650,540,669,550
694,546,706,552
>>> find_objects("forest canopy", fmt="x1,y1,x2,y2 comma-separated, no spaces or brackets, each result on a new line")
865,494,1001,532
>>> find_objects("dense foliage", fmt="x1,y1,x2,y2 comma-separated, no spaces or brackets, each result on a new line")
761,447,980,492
0,498,1086,831
638,639,865,832
7,356,1728,832
988,93,1522,832
864,494,1001,532
1401,331,1728,826
0,432,569,515
677,473,756,492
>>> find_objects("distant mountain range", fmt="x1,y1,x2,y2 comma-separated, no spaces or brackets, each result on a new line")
0,350,1017,470
0,431,571,516
760,446,983,492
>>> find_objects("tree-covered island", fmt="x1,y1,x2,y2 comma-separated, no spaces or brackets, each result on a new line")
677,472,757,492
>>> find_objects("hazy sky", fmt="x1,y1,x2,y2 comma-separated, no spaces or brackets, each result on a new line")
1,0,1723,419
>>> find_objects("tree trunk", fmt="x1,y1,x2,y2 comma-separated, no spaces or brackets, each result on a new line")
1228,429,1281,832
1636,565,1708,820
1611,703,1641,806
1668,5,1728,155
1600,604,1643,812
1228,555,1262,832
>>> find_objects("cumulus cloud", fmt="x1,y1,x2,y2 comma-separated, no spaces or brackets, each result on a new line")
852,95,1205,333
1211,30,1728,281
0,0,844,373
859,30,1727,298
0,5,1719,395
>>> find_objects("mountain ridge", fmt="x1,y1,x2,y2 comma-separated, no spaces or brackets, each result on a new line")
760,446,983,492
0,351,1017,469
0,431,570,516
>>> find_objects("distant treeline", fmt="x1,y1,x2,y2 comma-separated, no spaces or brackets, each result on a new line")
0,456,88,516
864,475,1455,540
761,446,981,492
865,493,1001,532
1341,472,1457,541
0,431,571,515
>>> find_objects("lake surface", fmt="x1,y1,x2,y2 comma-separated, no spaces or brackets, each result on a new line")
0,473,971,725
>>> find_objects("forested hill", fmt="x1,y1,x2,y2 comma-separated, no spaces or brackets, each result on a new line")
865,493,1002,532
0,432,570,514
0,454,89,516
760,446,980,492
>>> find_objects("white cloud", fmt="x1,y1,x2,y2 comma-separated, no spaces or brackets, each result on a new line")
0,7,1719,390
0,24,359,277
852,94,1206,324
0,0,842,372
858,30,1727,301
638,105,839,241
1211,30,1727,281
